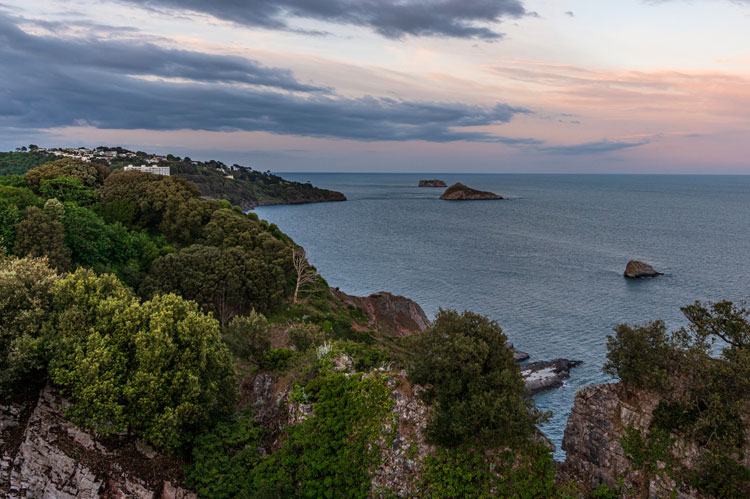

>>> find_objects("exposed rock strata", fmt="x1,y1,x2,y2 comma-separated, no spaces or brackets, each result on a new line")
0,385,195,498
560,383,743,498
418,180,447,187
522,359,582,395
332,289,431,336
624,260,663,278
439,183,502,200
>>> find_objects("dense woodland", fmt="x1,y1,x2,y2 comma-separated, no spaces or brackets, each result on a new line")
1,153,748,497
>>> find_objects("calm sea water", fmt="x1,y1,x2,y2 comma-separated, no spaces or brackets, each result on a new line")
255,174,750,459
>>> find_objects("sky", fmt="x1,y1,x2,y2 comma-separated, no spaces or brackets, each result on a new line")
1,0,749,173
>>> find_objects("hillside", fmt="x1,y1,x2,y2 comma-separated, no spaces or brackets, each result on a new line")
0,147,346,210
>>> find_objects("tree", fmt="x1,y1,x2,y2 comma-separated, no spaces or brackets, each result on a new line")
603,320,675,391
287,322,325,352
39,176,97,205
49,269,236,454
0,199,22,252
408,309,546,448
224,311,271,365
14,206,71,271
26,158,109,192
292,247,319,304
0,254,59,393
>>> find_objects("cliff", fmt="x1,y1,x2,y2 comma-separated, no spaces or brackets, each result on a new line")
331,289,431,336
1,385,194,498
439,183,502,200
561,383,749,497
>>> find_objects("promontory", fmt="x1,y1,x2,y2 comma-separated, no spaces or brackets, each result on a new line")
439,182,503,200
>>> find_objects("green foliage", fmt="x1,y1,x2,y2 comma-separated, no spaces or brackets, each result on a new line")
48,269,236,453
619,426,673,475
0,151,57,176
169,159,344,209
14,206,71,271
408,309,547,448
287,322,326,352
250,371,394,498
0,185,41,209
590,479,624,499
264,347,295,370
25,158,109,192
689,452,750,498
0,174,28,187
419,444,570,499
0,199,22,251
224,311,271,366
40,176,97,204
0,254,59,393
606,302,750,496
603,320,675,391
141,244,286,324
185,410,264,498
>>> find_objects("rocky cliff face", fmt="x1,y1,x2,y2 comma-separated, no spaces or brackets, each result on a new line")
332,289,431,336
1,385,195,499
439,183,502,200
560,383,749,498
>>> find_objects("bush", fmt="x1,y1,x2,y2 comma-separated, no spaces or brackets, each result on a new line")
0,254,59,393
603,320,675,391
287,322,325,352
48,269,236,453
224,311,271,366
408,309,546,448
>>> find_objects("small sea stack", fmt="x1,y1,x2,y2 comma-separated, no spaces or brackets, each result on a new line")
418,179,447,187
439,183,503,200
624,260,663,278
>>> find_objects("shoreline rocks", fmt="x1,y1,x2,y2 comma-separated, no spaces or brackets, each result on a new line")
331,289,430,336
522,359,583,395
439,183,503,201
418,179,446,187
624,260,663,278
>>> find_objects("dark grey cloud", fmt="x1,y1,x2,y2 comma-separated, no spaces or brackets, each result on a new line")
541,139,650,155
118,0,528,39
0,18,324,92
0,19,532,143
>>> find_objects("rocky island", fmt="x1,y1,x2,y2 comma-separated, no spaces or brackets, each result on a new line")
418,179,447,187
439,182,503,200
624,260,663,278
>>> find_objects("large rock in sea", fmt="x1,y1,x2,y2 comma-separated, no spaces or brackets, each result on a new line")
521,359,582,395
624,260,663,278
439,183,503,200
418,179,447,187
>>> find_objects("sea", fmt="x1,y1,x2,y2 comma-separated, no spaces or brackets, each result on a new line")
255,173,750,460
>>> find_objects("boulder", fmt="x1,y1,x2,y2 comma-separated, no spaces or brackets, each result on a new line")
624,260,663,278
439,183,503,200
521,359,582,395
418,179,447,187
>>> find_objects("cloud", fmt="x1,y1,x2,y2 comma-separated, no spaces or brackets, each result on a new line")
0,19,533,143
118,0,528,39
541,139,650,155
0,18,325,93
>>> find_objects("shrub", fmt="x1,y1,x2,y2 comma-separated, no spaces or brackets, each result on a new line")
287,322,326,352
48,269,236,453
603,320,675,391
408,309,546,448
224,311,271,366
0,254,59,392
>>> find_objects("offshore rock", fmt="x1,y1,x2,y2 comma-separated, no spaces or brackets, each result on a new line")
522,359,582,395
0,385,195,498
506,341,530,362
624,260,663,278
418,179,447,187
332,289,430,336
439,183,502,200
